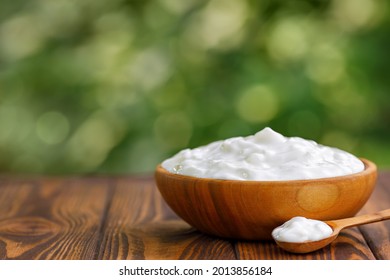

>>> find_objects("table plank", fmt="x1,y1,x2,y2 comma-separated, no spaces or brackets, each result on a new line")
97,177,236,260
0,177,109,260
357,172,390,259
0,172,388,260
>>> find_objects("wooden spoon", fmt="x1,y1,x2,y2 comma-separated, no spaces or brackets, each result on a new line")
274,209,390,254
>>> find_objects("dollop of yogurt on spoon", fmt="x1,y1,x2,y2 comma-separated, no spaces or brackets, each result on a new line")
272,216,333,243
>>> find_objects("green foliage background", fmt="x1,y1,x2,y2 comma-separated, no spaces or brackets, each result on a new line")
0,0,389,174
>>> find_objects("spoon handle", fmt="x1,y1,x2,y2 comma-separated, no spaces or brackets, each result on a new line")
330,209,390,230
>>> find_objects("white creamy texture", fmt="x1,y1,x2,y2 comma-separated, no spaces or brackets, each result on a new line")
161,127,364,181
272,216,333,243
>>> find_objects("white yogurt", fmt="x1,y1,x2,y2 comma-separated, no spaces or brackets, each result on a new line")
161,127,364,181
272,216,333,243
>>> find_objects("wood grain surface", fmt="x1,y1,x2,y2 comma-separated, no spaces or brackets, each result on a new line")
0,172,389,260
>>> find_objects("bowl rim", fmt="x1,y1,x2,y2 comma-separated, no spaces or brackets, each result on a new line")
155,158,376,184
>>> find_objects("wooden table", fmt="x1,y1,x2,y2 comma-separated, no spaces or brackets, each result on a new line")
0,172,389,260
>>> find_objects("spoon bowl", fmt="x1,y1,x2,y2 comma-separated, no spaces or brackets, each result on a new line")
274,209,390,253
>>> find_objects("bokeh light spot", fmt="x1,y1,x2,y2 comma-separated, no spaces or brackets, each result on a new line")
236,85,279,123
184,0,248,50
0,105,34,144
159,0,198,15
36,111,70,145
67,111,125,170
0,14,47,61
306,44,345,84
331,0,382,31
128,48,172,91
267,18,308,62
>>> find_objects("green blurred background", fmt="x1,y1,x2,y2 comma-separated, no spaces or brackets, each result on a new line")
0,0,389,175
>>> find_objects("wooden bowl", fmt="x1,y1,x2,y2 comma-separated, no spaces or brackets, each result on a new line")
155,158,377,240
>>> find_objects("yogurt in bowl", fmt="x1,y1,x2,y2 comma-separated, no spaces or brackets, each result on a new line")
155,127,376,240
162,127,364,181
